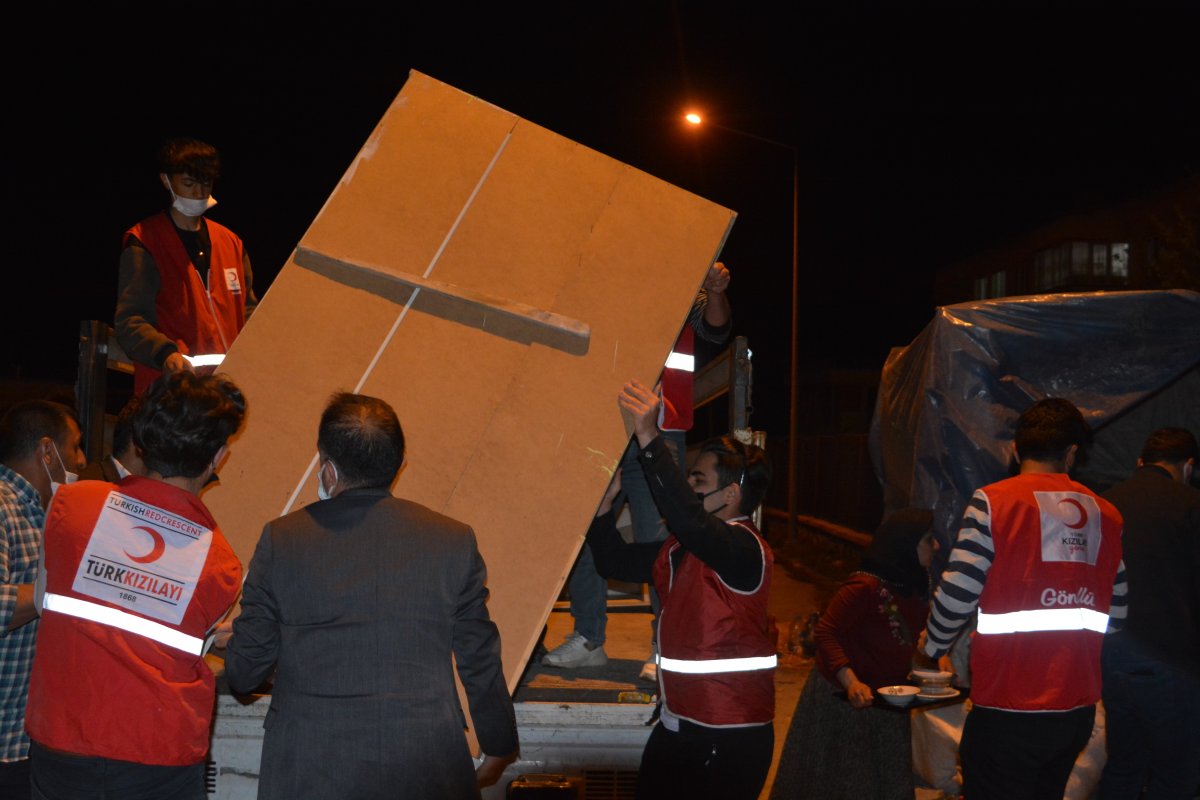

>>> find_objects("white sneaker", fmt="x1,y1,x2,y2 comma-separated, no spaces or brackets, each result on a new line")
541,632,608,668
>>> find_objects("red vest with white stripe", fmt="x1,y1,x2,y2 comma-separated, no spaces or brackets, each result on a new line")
971,473,1123,711
653,518,776,726
125,212,248,394
658,327,696,432
26,477,241,765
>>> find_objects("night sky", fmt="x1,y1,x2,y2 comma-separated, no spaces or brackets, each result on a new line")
7,4,1199,438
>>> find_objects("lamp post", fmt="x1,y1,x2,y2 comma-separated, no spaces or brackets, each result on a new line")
683,112,800,543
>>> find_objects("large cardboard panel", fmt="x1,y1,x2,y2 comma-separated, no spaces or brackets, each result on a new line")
206,70,734,714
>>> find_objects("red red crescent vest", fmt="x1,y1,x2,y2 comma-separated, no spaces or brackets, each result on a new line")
658,327,696,432
26,477,241,765
125,212,248,394
970,473,1123,711
653,518,776,727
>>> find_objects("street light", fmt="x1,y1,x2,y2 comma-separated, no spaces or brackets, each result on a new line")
682,110,800,544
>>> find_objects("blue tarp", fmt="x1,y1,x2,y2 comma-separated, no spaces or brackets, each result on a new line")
869,289,1200,545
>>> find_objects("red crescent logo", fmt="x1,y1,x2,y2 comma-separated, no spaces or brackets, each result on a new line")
1058,498,1089,530
125,526,166,564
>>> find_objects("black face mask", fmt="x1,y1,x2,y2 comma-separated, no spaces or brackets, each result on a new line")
695,486,727,514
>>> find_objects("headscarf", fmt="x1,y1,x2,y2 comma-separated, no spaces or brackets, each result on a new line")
858,507,934,598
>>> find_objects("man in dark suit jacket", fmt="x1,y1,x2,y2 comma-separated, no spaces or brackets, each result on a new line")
1099,427,1200,799
222,392,518,799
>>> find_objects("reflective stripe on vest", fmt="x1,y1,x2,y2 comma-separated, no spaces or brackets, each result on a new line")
659,654,777,674
42,593,204,655
976,607,1109,635
664,351,694,372
182,353,225,368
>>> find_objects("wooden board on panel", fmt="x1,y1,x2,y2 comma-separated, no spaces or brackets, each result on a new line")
205,69,734,716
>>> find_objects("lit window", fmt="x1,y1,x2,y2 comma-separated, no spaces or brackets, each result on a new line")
1111,243,1129,278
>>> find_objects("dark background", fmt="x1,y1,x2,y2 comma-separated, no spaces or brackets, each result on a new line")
6,3,1199,440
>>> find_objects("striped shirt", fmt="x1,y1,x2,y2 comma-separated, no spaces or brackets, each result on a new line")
924,487,1128,658
0,465,44,762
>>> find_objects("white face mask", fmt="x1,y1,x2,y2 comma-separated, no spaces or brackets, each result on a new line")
316,460,338,501
172,193,217,218
44,442,79,498
162,174,217,217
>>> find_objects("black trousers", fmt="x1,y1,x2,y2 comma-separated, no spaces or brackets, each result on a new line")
0,758,31,800
636,718,773,800
960,704,1095,800
29,742,205,800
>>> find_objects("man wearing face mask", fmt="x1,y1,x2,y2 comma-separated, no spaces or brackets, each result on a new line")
542,264,732,681
24,372,245,800
0,400,85,799
115,137,257,395
584,379,776,800
223,392,518,799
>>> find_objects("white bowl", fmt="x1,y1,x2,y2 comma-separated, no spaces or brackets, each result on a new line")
877,685,920,706
910,668,954,688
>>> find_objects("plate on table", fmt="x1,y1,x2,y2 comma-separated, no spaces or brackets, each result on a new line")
917,687,961,700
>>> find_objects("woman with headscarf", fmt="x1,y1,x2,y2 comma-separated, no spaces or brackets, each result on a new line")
770,507,938,800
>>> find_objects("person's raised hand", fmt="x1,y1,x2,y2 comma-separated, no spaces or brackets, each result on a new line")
704,261,731,294
618,380,661,447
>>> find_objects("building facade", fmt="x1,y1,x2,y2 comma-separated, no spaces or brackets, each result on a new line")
935,175,1200,305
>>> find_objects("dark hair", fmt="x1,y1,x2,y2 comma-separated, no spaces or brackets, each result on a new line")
1014,398,1091,462
132,372,246,478
861,507,934,598
0,400,78,463
1140,427,1199,465
317,393,405,489
111,394,143,461
157,137,221,183
698,435,772,515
